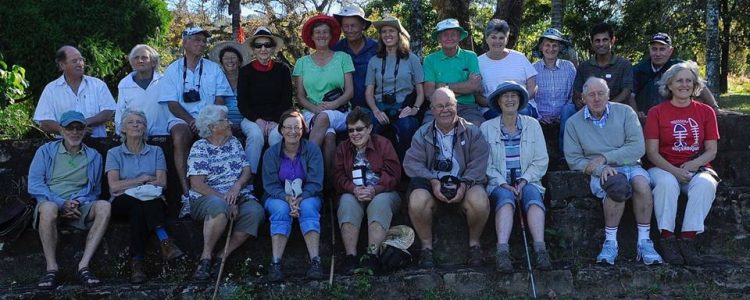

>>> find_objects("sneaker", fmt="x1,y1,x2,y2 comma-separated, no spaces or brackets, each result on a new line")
679,239,704,266
596,240,618,265
193,259,211,280
418,248,435,269
179,195,191,218
636,239,664,265
535,250,553,271
306,256,325,279
659,236,684,265
268,262,284,282
467,246,483,267
340,255,358,275
495,249,513,273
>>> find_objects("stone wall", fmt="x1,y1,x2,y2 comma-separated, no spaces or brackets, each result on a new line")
1,112,749,298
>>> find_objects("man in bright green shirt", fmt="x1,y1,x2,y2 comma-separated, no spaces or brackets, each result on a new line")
422,19,485,126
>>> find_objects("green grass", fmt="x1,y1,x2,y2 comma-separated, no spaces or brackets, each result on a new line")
719,94,750,114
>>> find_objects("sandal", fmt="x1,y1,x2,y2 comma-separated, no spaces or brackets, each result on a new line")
193,259,212,280
37,270,58,291
77,267,101,287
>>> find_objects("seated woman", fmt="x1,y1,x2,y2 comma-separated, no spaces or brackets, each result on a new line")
478,19,538,120
294,14,354,179
106,109,184,284
237,26,293,173
645,61,720,266
262,109,325,282
209,42,249,126
333,107,402,274
186,105,265,280
479,81,551,273
365,16,424,160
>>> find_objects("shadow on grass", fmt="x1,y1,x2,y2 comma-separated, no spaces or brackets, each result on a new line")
720,94,750,114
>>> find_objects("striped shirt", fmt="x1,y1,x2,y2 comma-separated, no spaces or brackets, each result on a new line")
499,118,523,182
533,59,576,118
583,103,611,128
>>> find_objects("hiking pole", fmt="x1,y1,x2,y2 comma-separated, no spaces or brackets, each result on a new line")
212,207,236,300
511,168,537,299
329,194,336,285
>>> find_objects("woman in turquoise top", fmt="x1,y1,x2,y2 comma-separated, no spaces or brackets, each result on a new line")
212,44,247,126
294,14,355,178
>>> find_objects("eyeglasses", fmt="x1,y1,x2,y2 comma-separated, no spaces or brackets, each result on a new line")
432,102,456,111
281,125,302,131
253,42,275,49
347,126,367,133
64,125,86,132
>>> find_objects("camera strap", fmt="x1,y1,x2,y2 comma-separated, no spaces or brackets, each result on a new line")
432,120,457,173
380,55,400,101
182,57,204,93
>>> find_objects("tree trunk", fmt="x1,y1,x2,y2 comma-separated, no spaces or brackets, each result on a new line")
431,0,474,51
492,0,524,49
705,0,721,101
229,0,241,41
411,0,424,58
719,0,730,93
551,0,563,30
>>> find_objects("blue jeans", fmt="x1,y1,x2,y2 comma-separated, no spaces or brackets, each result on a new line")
559,102,579,154
264,196,321,237
489,185,545,212
369,104,418,159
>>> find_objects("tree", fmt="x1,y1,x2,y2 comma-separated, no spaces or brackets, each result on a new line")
492,0,524,49
551,0,563,30
706,0,721,100
431,0,475,50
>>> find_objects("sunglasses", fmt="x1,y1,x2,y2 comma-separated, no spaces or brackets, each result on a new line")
252,42,275,49
347,126,367,133
64,125,86,132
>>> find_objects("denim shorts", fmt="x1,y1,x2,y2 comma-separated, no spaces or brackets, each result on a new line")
489,185,545,212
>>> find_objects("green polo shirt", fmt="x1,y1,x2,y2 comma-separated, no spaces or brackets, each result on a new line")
49,143,89,200
423,48,481,105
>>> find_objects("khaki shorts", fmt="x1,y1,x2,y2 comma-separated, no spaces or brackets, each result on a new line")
337,191,401,230
33,200,95,231
190,195,265,237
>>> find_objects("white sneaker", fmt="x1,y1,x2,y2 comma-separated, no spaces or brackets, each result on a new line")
637,239,664,265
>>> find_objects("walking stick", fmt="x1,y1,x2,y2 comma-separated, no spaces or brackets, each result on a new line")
511,168,537,299
212,208,236,300
329,194,336,285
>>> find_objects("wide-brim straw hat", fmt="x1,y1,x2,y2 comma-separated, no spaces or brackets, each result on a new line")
373,15,410,40
247,26,285,50
301,14,342,49
208,41,251,67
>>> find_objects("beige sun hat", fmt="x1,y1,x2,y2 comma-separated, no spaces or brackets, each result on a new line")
373,15,411,40
208,41,252,67
247,26,285,50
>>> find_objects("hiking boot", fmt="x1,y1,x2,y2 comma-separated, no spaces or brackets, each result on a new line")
679,239,704,266
495,249,513,273
193,259,211,280
160,239,184,261
659,236,684,265
535,249,553,271
467,246,483,267
636,239,664,265
130,259,147,284
596,240,618,265
340,254,358,275
268,262,284,282
360,254,380,274
307,256,325,279
418,248,435,269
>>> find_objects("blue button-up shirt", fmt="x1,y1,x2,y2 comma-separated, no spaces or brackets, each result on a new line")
583,103,611,128
533,59,576,118
334,37,378,109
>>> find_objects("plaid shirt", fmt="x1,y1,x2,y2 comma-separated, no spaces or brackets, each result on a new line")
533,59,576,118
583,103,610,128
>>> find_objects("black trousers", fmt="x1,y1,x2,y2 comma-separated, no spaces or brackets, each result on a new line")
111,195,166,257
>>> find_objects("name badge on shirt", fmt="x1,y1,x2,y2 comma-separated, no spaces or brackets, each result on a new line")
605,74,612,79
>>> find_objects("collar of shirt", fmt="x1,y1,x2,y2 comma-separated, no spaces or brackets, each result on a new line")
433,122,456,138
53,74,90,93
122,71,162,89
121,143,152,155
583,103,611,126
57,142,84,155
437,47,468,60
497,117,524,134
587,54,618,67
542,58,562,70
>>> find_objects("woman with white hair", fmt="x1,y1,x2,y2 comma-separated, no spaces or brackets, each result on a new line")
185,104,265,280
106,109,184,284
645,60,720,266
116,44,177,137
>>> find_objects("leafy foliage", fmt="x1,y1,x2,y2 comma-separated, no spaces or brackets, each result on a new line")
0,53,30,107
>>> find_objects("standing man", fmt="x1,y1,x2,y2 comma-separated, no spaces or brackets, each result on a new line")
334,5,378,109
564,77,663,266
422,19,485,126
631,33,718,116
159,25,234,215
28,111,111,289
34,46,116,138
404,87,490,268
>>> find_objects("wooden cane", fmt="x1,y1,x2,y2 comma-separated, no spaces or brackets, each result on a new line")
211,208,236,300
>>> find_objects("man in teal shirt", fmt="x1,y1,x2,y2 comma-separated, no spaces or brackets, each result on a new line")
422,19,485,125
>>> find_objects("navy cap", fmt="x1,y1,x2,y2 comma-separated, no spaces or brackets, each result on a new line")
650,33,672,46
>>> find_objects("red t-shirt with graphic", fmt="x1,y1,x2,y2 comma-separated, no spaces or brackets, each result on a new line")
645,100,719,167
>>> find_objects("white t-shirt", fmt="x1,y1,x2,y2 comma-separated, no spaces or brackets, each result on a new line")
478,50,537,98
116,71,179,136
158,57,234,118
34,75,116,138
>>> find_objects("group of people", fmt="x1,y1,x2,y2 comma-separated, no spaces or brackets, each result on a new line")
27,4,720,290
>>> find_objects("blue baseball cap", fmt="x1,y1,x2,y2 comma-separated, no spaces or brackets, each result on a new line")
59,110,87,127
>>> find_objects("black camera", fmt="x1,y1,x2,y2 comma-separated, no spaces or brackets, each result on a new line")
439,175,460,199
433,159,453,172
382,93,397,105
183,89,201,103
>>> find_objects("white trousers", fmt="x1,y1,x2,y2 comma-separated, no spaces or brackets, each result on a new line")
240,118,282,174
648,167,718,234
